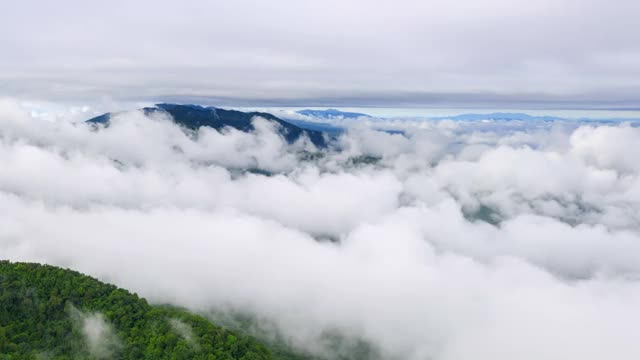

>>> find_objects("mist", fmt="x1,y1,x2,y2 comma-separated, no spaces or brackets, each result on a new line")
2,98,640,359
3,1,640,108
67,304,122,359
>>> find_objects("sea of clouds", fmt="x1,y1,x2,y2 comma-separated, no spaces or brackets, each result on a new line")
2,98,640,359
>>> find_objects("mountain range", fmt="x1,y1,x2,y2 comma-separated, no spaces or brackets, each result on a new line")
296,109,371,119
87,104,328,148
429,112,562,121
86,105,640,148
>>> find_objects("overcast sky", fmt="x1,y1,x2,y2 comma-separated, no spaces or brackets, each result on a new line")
2,0,640,109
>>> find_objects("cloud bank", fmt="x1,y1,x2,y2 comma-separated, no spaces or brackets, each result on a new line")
2,99,640,359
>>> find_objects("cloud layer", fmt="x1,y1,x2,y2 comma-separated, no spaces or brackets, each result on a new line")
67,304,122,359
2,99,640,359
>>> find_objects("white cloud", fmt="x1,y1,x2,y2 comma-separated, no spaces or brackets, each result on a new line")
3,101,640,358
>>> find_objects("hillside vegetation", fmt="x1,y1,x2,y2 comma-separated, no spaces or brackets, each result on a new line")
0,261,289,360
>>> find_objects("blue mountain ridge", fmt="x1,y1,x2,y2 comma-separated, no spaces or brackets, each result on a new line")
429,112,562,121
87,104,328,148
282,119,345,134
429,112,640,123
296,109,372,119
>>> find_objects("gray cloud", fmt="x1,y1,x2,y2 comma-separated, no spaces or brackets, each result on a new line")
2,0,640,108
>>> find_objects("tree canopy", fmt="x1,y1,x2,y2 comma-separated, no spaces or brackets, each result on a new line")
0,261,277,360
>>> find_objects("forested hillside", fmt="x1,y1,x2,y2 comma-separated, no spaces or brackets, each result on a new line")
0,261,301,360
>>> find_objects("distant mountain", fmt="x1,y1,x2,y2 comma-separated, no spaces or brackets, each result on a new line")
283,119,345,134
430,112,562,121
429,112,640,124
87,104,328,148
296,109,371,119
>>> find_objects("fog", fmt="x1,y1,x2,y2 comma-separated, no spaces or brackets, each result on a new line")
2,98,640,359
169,318,200,351
67,304,121,359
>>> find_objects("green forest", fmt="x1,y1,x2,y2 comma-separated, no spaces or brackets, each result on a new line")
0,261,310,360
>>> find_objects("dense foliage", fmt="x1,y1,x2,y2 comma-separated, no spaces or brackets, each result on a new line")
0,261,274,360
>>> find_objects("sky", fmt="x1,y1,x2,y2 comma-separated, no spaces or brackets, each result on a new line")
2,0,640,109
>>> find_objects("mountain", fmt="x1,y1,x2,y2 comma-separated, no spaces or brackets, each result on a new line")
296,109,371,119
430,112,562,121
429,112,640,124
281,119,345,135
0,261,312,360
87,104,328,148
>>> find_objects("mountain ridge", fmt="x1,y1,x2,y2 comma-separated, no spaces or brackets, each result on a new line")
87,104,328,148
296,109,371,119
